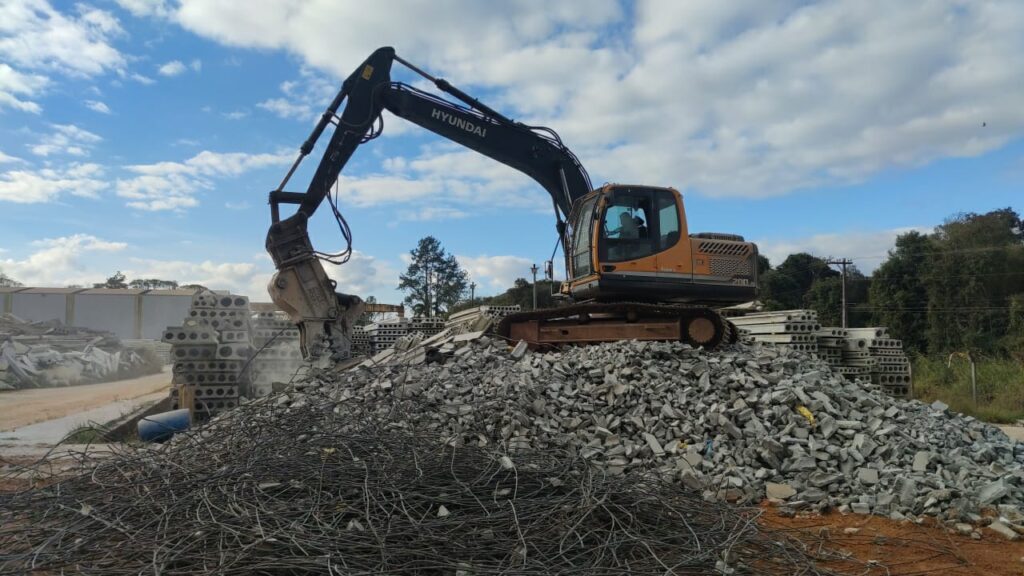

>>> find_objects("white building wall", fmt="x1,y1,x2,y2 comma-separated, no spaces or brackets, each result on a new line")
140,294,194,339
11,293,69,323
73,294,138,339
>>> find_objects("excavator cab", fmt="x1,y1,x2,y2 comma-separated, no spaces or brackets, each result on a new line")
566,185,758,304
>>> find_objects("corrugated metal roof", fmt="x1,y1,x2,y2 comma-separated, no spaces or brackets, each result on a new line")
143,289,199,296
79,288,148,295
17,287,86,295
0,287,28,294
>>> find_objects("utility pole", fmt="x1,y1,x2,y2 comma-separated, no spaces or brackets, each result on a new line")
530,263,539,310
825,258,852,328
470,281,476,302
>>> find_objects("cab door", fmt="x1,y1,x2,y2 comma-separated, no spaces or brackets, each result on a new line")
651,189,691,282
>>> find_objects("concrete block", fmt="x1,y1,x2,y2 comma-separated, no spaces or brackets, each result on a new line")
988,520,1020,541
766,482,796,500
857,468,879,485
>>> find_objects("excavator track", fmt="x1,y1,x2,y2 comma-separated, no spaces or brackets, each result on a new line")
497,302,737,350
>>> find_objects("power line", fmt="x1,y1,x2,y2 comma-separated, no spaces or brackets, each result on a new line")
824,258,852,328
844,244,1023,261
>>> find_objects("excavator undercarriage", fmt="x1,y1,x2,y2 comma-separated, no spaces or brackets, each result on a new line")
498,303,737,350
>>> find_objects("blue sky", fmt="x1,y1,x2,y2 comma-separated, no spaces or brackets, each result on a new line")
1,0,1022,304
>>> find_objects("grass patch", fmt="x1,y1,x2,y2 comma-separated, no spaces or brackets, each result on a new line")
63,424,110,444
911,355,1024,423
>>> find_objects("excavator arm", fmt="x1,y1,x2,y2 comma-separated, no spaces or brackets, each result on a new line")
266,47,592,361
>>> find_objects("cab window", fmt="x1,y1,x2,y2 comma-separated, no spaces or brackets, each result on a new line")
571,196,597,278
657,192,680,250
599,188,678,263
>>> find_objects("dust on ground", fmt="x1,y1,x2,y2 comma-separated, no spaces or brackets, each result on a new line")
1000,425,1024,442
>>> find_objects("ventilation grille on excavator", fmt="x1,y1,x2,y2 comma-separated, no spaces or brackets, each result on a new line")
709,256,752,278
698,240,751,256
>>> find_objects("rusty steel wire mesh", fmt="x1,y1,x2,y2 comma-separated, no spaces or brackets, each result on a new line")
0,389,866,575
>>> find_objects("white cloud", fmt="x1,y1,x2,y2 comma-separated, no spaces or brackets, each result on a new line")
0,63,48,113
190,58,201,72
114,0,171,18
130,72,155,85
125,257,266,297
0,150,24,164
755,227,933,273
257,67,336,121
222,110,248,120
161,0,1024,198
0,163,106,203
158,60,187,76
321,250,402,303
337,147,549,217
85,99,110,114
224,201,250,210
29,123,102,157
0,234,126,287
457,254,534,291
397,206,469,222
257,97,311,120
116,149,292,211
0,1,125,76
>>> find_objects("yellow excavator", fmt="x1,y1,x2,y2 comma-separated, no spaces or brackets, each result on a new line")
265,47,758,360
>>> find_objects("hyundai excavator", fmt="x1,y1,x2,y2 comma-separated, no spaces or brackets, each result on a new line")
266,47,759,361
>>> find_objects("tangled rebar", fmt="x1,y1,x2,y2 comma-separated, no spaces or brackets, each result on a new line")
1,390,864,575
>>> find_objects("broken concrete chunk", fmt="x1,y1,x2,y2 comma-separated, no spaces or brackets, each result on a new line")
856,468,879,485
979,479,1009,505
510,340,529,360
765,482,796,500
988,520,1020,541
912,451,932,472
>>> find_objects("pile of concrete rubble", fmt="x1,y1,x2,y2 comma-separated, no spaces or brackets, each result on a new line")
294,336,1022,538
0,313,158,390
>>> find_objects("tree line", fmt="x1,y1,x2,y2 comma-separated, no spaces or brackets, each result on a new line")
400,208,1024,359
759,208,1024,358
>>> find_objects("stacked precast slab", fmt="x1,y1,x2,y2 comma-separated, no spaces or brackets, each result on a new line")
359,316,458,355
352,325,372,356
248,312,303,397
730,310,820,353
445,305,522,334
366,318,411,355
165,292,252,417
732,310,912,398
847,327,912,397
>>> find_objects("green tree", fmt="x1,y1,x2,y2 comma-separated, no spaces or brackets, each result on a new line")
868,231,932,352
760,253,838,310
1006,293,1024,361
398,236,469,317
756,254,771,276
128,278,180,290
0,270,22,288
925,209,1024,353
803,266,869,328
93,271,128,289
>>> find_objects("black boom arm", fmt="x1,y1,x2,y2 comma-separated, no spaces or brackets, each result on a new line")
265,47,591,361
268,46,592,227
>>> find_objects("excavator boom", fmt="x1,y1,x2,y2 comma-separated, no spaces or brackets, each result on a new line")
266,47,591,360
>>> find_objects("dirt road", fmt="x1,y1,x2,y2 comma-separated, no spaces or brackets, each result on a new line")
1000,425,1024,442
0,368,171,431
